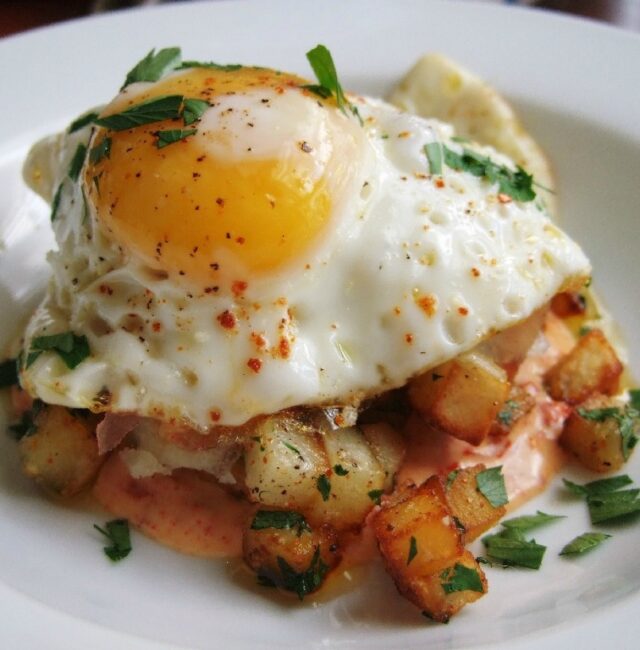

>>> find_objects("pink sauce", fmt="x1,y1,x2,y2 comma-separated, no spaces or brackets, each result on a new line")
93,453,251,558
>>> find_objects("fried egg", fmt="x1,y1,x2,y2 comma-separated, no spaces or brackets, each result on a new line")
20,63,590,429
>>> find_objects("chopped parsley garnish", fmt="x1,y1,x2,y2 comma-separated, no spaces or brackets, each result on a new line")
368,489,384,505
89,137,111,164
28,332,90,369
476,466,509,507
182,98,210,126
424,142,443,175
155,128,197,149
443,145,536,202
333,464,349,476
178,60,242,72
68,144,87,181
440,563,484,594
407,536,418,565
50,182,63,221
497,400,518,426
94,94,184,132
587,489,640,524
563,474,633,497
93,518,132,562
577,405,640,461
304,44,358,122
579,325,592,337
122,47,182,88
0,358,18,388
316,474,331,501
446,469,460,490
9,399,43,440
250,510,311,536
68,111,99,134
501,511,565,532
275,546,328,600
560,532,611,556
630,389,640,411
282,440,303,458
482,530,546,569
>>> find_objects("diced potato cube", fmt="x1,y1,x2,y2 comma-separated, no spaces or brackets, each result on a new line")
318,425,387,528
402,550,488,623
243,514,339,598
19,405,102,497
409,352,510,445
373,476,463,580
446,465,506,542
490,385,536,437
545,329,622,404
359,422,405,490
550,292,587,319
243,413,329,516
560,395,626,472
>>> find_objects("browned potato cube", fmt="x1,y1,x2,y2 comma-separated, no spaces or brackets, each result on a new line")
409,352,510,445
490,385,536,437
19,405,102,497
446,465,506,542
243,511,339,598
550,291,587,319
545,329,622,404
560,396,626,472
373,476,463,580
402,550,488,623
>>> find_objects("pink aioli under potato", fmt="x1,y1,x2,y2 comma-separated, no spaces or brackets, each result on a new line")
399,312,576,509
93,453,251,558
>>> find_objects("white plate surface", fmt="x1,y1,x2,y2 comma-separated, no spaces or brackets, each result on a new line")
0,1,639,648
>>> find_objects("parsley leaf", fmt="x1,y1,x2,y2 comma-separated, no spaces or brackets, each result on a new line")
563,475,633,497
482,531,546,569
630,389,640,412
333,464,349,476
560,532,611,556
476,466,509,507
122,47,182,88
577,406,620,421
587,489,640,524
178,60,242,72
424,142,443,175
0,358,18,388
93,519,132,562
443,145,536,202
497,400,518,426
407,536,418,565
368,489,383,505
182,98,210,126
95,95,184,132
68,111,99,134
29,332,90,369
250,510,311,536
276,546,328,599
446,469,460,490
304,44,353,118
68,144,87,181
440,563,484,594
316,474,331,502
282,440,303,458
501,511,565,532
8,399,43,440
50,183,64,222
155,128,197,149
89,137,111,164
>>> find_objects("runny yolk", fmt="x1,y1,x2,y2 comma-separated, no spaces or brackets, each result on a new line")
85,67,340,289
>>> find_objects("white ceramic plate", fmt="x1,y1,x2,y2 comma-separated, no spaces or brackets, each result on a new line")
0,1,639,648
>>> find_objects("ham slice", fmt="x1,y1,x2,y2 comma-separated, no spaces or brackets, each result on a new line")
96,413,141,455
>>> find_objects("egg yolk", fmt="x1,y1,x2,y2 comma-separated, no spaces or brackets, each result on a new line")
85,67,358,290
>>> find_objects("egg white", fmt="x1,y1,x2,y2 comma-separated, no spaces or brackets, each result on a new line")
20,79,590,430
